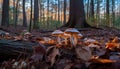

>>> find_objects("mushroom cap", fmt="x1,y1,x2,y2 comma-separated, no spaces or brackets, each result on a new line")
88,44,100,48
5,32,9,35
64,28,80,34
84,38,97,43
52,30,63,36
25,32,31,35
77,33,83,38
23,30,27,32
62,33,71,38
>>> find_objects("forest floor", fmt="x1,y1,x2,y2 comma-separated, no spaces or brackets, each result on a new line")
0,26,120,69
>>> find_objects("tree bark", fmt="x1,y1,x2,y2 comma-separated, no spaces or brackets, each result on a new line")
1,0,9,27
29,0,33,32
90,0,94,24
47,0,49,29
86,0,90,19
61,0,90,28
96,0,100,27
112,0,115,26
14,0,19,28
22,0,27,27
33,0,39,29
63,0,67,24
106,0,110,26
0,39,38,62
58,0,60,23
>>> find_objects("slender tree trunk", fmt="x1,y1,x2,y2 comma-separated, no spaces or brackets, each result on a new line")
112,0,115,26
86,0,90,19
29,0,33,32
13,0,15,23
14,0,19,28
22,0,27,27
63,0,67,24
39,0,42,22
47,0,49,29
90,0,94,24
60,1,63,24
96,0,100,27
106,0,110,26
33,0,39,29
1,0,9,27
58,0,60,23
61,0,90,28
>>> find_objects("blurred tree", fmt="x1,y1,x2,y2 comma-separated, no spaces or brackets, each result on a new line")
33,0,39,29
90,0,94,23
64,0,67,24
29,0,33,32
106,0,110,25
14,0,20,27
22,0,27,27
1,0,9,26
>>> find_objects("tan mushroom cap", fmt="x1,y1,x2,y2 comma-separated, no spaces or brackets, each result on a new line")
25,32,31,35
52,30,64,36
5,32,10,35
64,28,80,34
62,33,71,38
84,38,97,43
77,33,83,38
88,43,100,48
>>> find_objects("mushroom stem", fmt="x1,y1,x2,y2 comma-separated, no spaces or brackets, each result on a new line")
64,37,68,45
70,35,75,47
57,36,61,44
74,37,78,47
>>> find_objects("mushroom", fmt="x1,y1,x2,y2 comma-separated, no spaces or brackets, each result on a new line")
63,33,71,45
0,32,6,38
74,33,83,46
52,30,64,45
84,38,99,46
64,28,80,47
24,32,31,39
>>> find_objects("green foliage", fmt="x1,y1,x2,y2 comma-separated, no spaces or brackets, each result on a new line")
38,20,62,30
9,19,14,25
113,16,120,29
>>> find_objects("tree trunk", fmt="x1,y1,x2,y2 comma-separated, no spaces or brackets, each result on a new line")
39,0,42,22
13,0,15,24
106,0,110,26
86,0,90,19
29,0,33,32
1,0,9,27
33,0,39,29
90,0,94,24
22,0,27,27
63,0,67,24
47,0,49,29
96,0,100,27
112,0,115,26
58,0,60,23
14,0,19,28
61,0,90,28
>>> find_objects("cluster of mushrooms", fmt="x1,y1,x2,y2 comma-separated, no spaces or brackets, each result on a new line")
14,30,31,41
52,28,83,47
0,32,10,39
